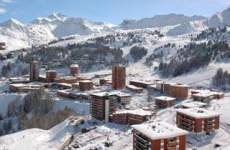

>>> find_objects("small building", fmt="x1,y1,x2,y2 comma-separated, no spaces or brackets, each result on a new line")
91,92,117,122
113,91,132,105
126,85,143,93
57,90,90,100
79,80,93,91
0,42,6,50
129,80,153,88
132,122,188,150
112,65,126,89
192,90,224,103
57,90,70,98
192,92,215,103
181,101,207,109
69,92,90,100
176,108,220,133
10,83,45,93
155,80,164,92
72,83,79,89
50,83,72,89
55,76,77,84
70,64,80,76
166,83,189,100
111,109,152,125
30,61,40,81
211,91,224,99
46,70,57,82
155,96,176,108
99,79,112,86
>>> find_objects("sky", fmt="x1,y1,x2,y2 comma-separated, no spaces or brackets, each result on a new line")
0,0,229,24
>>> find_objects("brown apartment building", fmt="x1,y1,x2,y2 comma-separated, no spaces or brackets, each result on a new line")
132,122,188,150
165,83,189,100
30,61,40,81
176,108,220,133
112,65,126,89
155,96,176,108
91,92,117,122
111,109,152,125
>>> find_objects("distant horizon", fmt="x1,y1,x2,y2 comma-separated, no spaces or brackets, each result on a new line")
0,0,229,24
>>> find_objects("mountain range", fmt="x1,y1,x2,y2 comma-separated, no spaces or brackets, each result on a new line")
0,7,229,51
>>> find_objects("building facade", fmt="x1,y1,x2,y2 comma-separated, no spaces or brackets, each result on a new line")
112,65,126,89
0,42,6,50
111,109,152,125
155,96,176,108
46,70,57,82
30,61,40,81
79,80,93,91
132,122,187,150
70,64,80,76
176,108,220,133
91,92,117,122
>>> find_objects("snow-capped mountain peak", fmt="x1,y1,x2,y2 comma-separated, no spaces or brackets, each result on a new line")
208,7,230,28
0,18,25,29
32,13,67,25
47,12,67,21
119,13,206,29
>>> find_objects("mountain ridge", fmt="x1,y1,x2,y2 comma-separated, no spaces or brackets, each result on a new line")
0,7,230,51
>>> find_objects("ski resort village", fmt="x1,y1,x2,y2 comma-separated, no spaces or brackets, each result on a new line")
0,2,230,150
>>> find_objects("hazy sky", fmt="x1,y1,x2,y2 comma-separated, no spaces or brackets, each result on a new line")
0,0,229,24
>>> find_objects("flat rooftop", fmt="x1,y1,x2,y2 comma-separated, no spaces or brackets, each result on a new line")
79,80,92,83
192,90,224,98
130,80,153,85
113,109,152,116
132,122,188,140
91,91,131,97
126,84,143,90
70,64,79,68
182,101,207,108
177,108,220,119
90,92,115,97
155,96,176,101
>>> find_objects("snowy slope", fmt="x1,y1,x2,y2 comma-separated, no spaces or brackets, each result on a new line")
0,18,55,51
208,7,230,28
2,7,230,51
0,118,76,150
119,14,206,29
0,13,115,52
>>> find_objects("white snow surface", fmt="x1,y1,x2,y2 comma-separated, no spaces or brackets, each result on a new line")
0,118,75,150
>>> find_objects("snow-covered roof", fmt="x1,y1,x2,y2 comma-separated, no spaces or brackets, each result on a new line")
130,80,153,85
10,83,44,88
79,80,92,83
113,109,152,116
90,92,115,97
192,90,223,98
155,96,176,101
132,122,188,140
70,64,79,68
171,83,189,88
182,101,207,108
91,91,131,98
192,92,214,98
46,70,57,73
177,108,220,119
126,84,143,90
111,91,131,97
